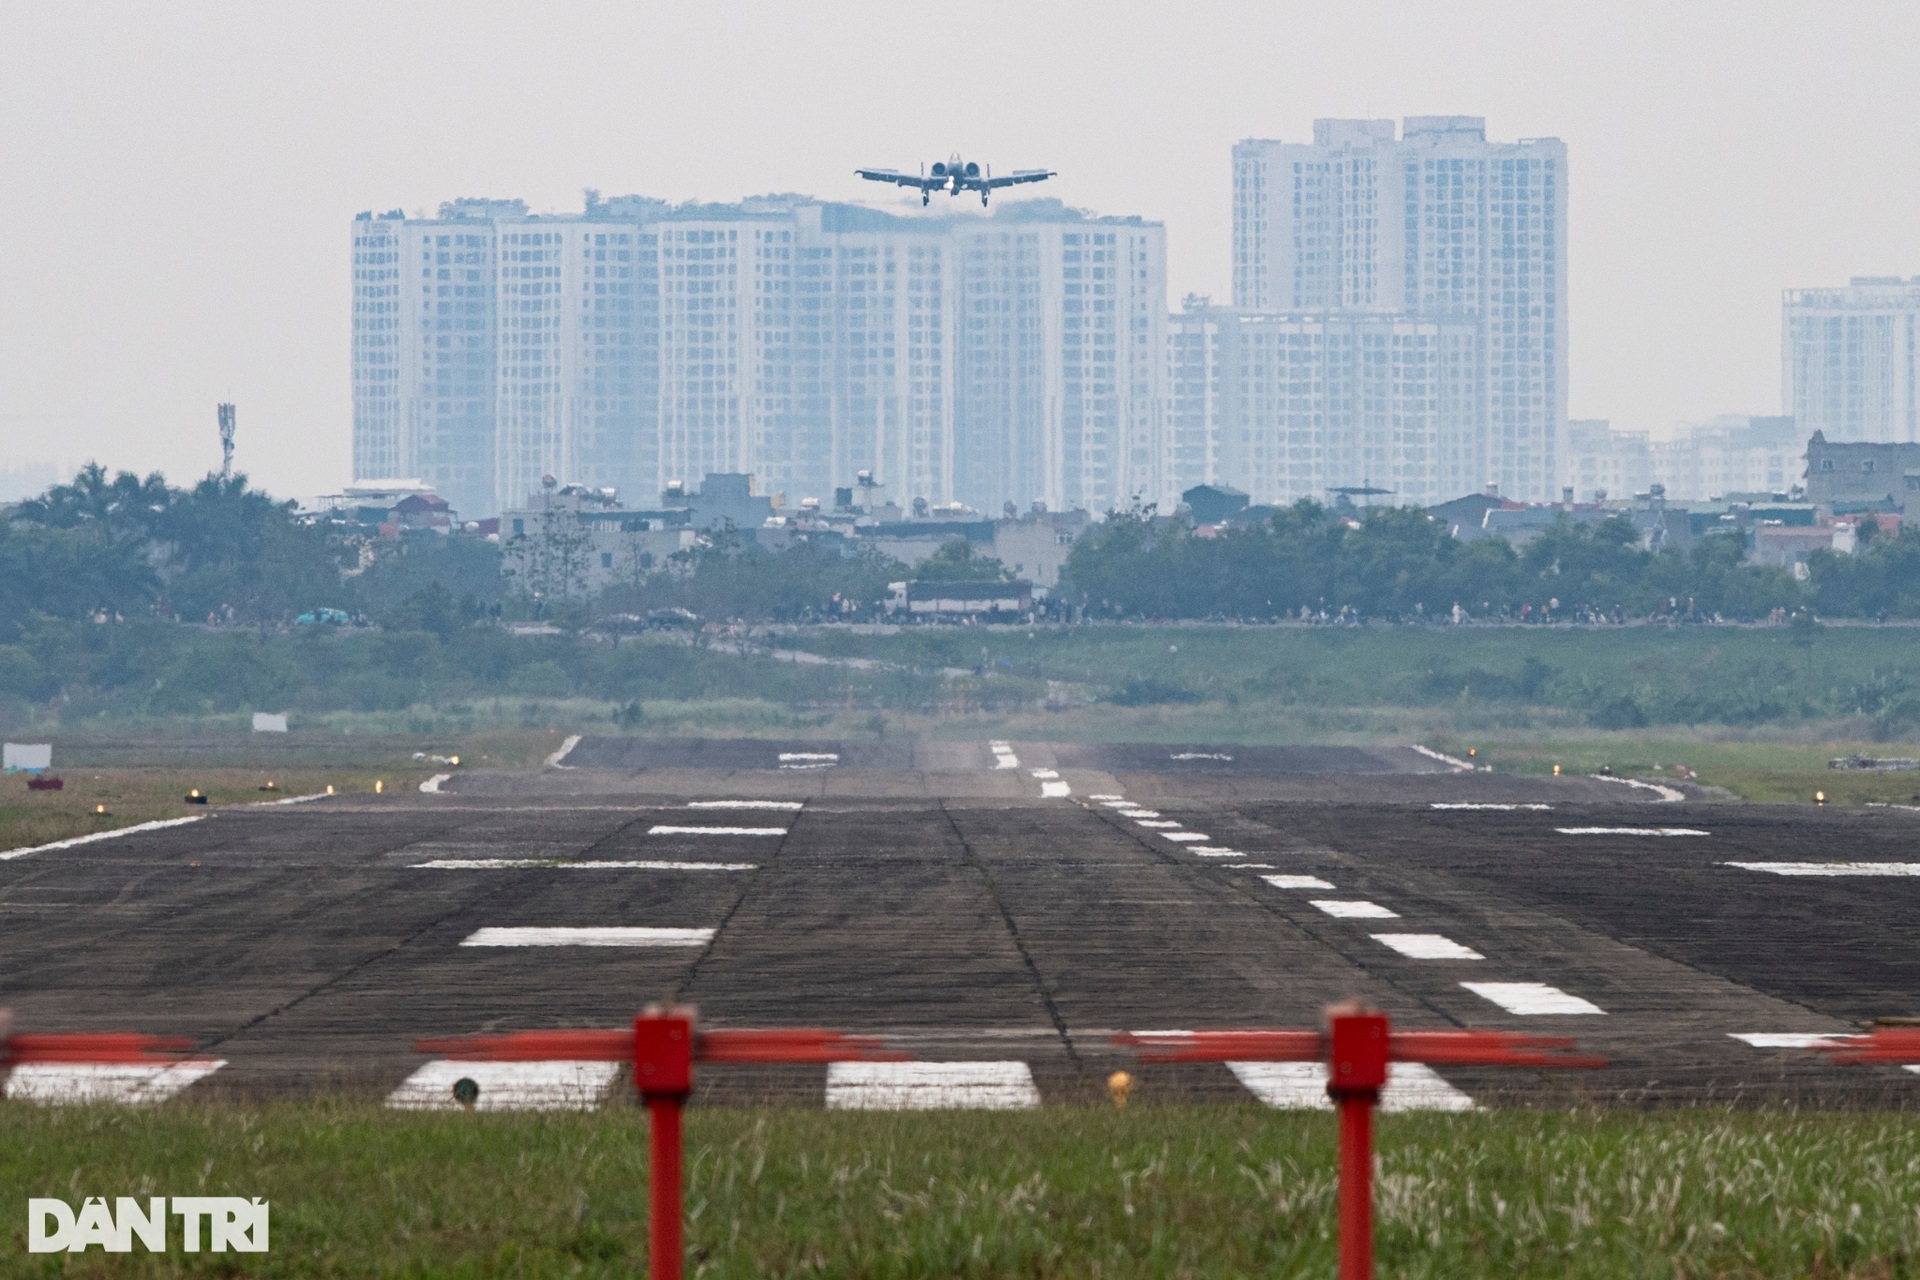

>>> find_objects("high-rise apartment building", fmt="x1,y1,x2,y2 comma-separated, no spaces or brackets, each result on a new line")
1166,297,1476,506
1783,277,1920,444
1231,117,1567,500
352,197,1165,519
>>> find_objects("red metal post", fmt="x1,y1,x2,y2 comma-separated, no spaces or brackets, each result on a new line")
647,1094,684,1280
634,1011,696,1280
1337,1094,1374,1280
1326,1011,1388,1280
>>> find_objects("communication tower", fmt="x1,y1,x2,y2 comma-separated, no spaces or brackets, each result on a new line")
217,403,236,479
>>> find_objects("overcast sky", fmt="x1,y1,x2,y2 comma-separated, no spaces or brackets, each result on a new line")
4,0,1918,499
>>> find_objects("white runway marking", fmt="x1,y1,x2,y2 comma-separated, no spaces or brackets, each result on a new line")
1262,874,1336,890
1041,781,1072,798
1724,861,1920,877
241,791,333,807
1232,863,1277,869
1170,751,1233,761
387,1060,621,1111
1134,819,1181,828
1730,1032,1863,1048
826,1061,1040,1110
0,815,208,862
1371,933,1485,960
1192,850,1247,858
1555,826,1709,837
413,859,756,871
460,927,714,947
545,734,581,768
4,1060,225,1105
648,825,786,836
1228,1061,1474,1111
1161,832,1209,842
990,740,1021,770
1411,745,1475,772
1311,899,1398,919
1463,982,1605,1015
1590,775,1686,802
1431,802,1551,811
778,752,838,771
687,800,804,811
1029,768,1059,779
420,773,452,793
1088,793,1123,801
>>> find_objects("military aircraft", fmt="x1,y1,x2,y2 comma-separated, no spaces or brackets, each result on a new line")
855,154,1055,206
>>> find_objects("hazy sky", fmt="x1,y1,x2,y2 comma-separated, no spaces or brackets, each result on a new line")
5,0,1920,499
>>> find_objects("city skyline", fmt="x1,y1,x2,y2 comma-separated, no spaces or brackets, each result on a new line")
9,2,1920,500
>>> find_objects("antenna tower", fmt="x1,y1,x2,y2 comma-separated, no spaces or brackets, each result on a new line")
217,403,236,480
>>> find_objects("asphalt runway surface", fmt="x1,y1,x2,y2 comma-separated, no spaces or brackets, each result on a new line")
3,736,1917,1111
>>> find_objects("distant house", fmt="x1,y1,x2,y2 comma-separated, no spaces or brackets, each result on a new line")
1804,432,1920,513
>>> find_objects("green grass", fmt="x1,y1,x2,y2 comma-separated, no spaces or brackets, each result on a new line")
1438,735,1920,805
2,1103,1918,1277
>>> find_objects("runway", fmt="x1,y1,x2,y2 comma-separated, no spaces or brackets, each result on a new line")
3,737,1916,1111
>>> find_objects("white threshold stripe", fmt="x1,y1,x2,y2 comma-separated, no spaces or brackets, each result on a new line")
420,773,452,793
545,734,582,768
1228,1061,1473,1112
1264,874,1336,890
461,926,714,947
1161,832,1208,842
413,859,756,871
387,1060,621,1111
1041,781,1072,798
0,815,208,862
648,825,786,836
778,752,839,762
1555,826,1709,837
1192,850,1247,858
1730,1032,1863,1048
1233,863,1277,869
1371,933,1485,960
1724,861,1920,877
4,1060,225,1105
1311,899,1398,919
1462,982,1605,1015
1088,794,1123,801
826,1061,1039,1110
1029,768,1059,779
1134,819,1181,828
688,800,803,811
1431,802,1551,811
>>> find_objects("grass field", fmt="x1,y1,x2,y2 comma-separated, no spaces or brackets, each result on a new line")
1,1103,1915,1277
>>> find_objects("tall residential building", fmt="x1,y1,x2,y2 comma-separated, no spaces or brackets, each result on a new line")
1232,117,1567,500
1166,297,1476,506
353,197,1165,518
1784,277,1920,443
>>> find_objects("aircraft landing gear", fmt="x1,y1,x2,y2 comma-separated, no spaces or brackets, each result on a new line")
922,192,930,206
980,191,989,207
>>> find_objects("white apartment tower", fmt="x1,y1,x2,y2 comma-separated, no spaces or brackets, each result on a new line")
1167,298,1476,506
353,197,1165,518
1784,277,1920,443
1232,117,1567,501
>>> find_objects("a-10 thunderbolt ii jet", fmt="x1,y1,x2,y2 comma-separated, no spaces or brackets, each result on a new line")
855,154,1055,206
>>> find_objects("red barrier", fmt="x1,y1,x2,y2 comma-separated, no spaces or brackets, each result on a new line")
1804,1028,1920,1065
1117,1007,1604,1280
419,1006,907,1280
1,1032,196,1067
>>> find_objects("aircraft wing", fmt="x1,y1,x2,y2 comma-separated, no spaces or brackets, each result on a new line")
983,169,1055,189
856,168,941,191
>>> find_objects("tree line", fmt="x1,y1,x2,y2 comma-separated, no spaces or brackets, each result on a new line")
1060,501,1918,622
